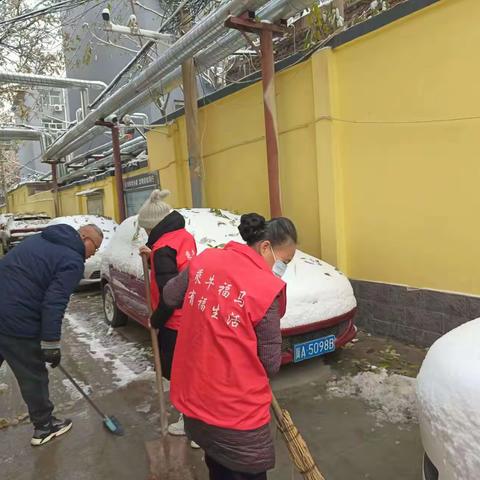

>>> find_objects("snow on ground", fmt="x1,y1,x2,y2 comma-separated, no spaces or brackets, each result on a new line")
327,369,417,426
64,311,157,389
417,318,480,480
61,378,91,402
102,209,356,327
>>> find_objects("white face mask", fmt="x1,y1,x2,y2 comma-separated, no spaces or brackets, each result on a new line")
270,246,288,278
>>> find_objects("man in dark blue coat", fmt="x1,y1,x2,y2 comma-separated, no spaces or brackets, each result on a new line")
0,222,103,446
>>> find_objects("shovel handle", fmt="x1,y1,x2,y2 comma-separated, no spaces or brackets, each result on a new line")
142,254,169,436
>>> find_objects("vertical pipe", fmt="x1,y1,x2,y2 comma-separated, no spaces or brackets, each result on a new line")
51,162,60,217
111,125,127,222
80,89,90,120
182,58,204,208
260,29,282,217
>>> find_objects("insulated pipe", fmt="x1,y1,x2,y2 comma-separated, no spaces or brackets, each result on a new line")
0,127,44,141
97,0,312,122
44,0,310,162
60,138,147,184
43,0,266,162
0,72,106,90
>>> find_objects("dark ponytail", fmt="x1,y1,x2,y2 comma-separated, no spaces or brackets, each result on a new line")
239,213,297,247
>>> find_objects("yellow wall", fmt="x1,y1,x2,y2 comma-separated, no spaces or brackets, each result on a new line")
7,185,55,217
145,0,480,295
332,0,480,294
146,61,322,257
9,0,480,296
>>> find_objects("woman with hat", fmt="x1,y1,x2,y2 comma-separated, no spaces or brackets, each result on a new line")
138,189,197,437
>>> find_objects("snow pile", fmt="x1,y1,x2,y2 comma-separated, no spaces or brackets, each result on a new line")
101,215,147,278
327,369,417,425
417,318,480,480
101,209,356,327
49,215,118,276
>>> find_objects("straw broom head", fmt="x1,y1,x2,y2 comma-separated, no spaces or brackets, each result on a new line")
272,395,325,480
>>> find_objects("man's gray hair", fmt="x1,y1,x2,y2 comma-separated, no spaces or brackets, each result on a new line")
79,223,104,238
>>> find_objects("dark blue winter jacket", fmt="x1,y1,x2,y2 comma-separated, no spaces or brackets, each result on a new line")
0,224,85,341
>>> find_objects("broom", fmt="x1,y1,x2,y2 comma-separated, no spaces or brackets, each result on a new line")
271,394,326,480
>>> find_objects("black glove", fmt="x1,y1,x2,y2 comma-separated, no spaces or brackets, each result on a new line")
150,302,174,329
41,341,61,368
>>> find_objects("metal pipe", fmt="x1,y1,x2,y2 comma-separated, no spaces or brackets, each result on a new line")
43,0,267,162
0,72,107,90
95,121,127,222
0,127,44,141
99,0,312,120
80,89,90,119
66,136,145,168
51,163,60,217
47,0,308,159
260,28,282,217
59,137,146,184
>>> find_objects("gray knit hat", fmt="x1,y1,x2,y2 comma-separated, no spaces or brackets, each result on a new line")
137,189,172,230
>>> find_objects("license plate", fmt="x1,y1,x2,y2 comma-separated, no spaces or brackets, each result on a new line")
293,335,336,363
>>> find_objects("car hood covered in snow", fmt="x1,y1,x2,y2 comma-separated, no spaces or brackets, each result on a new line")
101,209,357,327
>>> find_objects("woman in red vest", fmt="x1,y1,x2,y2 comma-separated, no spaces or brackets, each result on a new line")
162,213,297,480
138,189,197,437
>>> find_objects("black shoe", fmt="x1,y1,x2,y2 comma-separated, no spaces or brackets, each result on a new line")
31,417,73,446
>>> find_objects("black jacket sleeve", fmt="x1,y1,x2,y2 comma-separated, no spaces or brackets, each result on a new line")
150,246,178,329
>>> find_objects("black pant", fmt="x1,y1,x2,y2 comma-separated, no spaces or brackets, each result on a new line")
158,326,177,380
205,456,267,480
0,334,54,428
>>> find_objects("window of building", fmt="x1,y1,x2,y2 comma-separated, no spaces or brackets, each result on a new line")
87,194,104,216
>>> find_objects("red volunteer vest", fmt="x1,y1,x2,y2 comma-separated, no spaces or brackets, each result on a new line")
150,228,196,330
171,241,287,431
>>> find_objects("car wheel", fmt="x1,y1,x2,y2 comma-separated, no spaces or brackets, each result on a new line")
103,283,128,327
423,452,439,480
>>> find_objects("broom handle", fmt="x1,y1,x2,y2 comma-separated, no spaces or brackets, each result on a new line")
271,392,284,424
142,253,168,436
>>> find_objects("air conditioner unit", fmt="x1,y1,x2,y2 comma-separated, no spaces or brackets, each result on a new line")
53,105,63,112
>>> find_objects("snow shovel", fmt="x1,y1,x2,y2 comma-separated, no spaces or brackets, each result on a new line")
271,393,325,480
58,364,124,436
141,254,196,480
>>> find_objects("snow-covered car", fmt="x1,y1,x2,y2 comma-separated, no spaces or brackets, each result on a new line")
417,318,480,480
101,209,357,364
5,213,51,250
0,214,13,253
48,215,117,285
